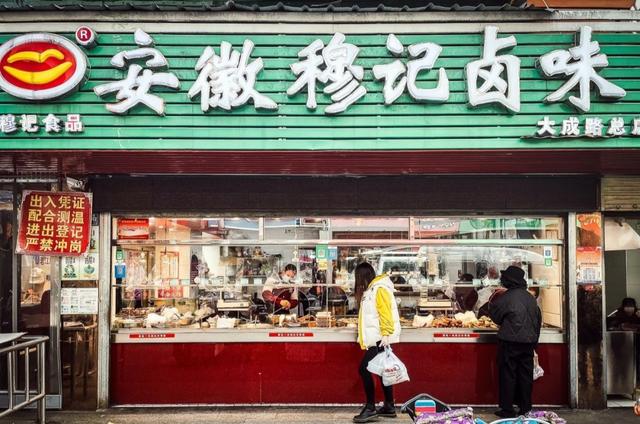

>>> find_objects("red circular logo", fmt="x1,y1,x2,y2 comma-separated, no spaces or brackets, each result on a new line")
0,41,77,91
0,33,88,100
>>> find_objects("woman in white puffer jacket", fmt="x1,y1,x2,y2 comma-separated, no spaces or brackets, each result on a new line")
353,262,401,423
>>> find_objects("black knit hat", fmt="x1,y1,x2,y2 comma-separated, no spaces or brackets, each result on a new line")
500,266,527,288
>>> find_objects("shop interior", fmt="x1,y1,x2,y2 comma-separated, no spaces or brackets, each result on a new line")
111,216,565,335
0,186,98,411
604,217,640,407
19,229,99,410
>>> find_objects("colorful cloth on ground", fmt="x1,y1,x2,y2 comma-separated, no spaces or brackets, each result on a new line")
525,410,566,424
416,407,475,424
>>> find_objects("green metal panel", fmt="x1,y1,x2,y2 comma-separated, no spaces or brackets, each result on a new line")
1,31,640,150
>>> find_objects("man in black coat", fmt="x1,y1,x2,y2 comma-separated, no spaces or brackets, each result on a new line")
489,266,542,418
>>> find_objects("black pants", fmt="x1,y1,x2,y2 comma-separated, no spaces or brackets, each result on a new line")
359,345,394,407
497,340,535,414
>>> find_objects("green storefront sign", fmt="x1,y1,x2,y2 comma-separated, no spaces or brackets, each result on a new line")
0,26,639,151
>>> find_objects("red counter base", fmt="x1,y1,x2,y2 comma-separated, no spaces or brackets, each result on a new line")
110,343,568,405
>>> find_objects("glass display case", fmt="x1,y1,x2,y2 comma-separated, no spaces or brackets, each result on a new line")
110,216,565,339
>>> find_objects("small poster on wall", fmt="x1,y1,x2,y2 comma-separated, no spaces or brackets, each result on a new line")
61,224,100,281
61,254,99,281
576,248,603,285
61,287,99,314
576,213,603,285
117,218,149,240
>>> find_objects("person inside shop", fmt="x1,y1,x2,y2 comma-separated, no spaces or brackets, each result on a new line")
455,273,478,312
262,264,299,315
474,266,503,318
389,266,412,292
607,297,640,330
353,262,402,423
305,267,326,313
489,265,542,419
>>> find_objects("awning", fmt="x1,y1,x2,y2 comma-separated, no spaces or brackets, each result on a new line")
0,0,529,12
2,149,640,177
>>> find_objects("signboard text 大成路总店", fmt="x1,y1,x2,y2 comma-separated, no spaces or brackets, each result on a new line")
529,115,640,139
0,25,629,118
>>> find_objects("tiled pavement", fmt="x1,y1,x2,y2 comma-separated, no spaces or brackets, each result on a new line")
0,406,638,424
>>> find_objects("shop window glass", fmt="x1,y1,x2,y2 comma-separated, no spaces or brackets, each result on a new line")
264,217,328,240
115,217,260,242
12,184,63,399
413,217,563,240
335,244,563,330
332,217,409,240
19,255,52,332
111,215,564,333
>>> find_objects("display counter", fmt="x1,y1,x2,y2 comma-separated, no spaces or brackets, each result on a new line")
112,327,565,344
109,215,568,406
110,331,568,406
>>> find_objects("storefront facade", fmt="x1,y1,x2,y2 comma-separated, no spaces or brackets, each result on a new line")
1,3,639,410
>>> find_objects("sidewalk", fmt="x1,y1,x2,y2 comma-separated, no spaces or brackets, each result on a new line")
1,407,638,424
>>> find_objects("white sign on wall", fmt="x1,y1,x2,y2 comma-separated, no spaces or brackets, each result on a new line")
61,287,98,314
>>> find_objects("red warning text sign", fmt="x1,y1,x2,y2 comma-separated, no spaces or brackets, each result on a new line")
17,190,92,256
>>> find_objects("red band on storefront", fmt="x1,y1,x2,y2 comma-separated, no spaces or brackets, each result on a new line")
433,333,480,339
268,332,314,338
129,333,175,339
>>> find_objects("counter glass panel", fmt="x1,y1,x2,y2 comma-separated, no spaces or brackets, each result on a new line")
110,216,565,336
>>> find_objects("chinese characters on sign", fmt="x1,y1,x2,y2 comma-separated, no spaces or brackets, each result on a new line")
288,33,367,114
539,26,625,113
533,116,639,139
373,34,449,105
17,191,92,256
0,114,83,134
94,29,180,115
188,40,277,111
0,25,630,119
466,26,521,113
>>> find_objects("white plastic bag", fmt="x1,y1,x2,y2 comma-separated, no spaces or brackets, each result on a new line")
366,347,410,385
381,347,410,386
533,351,544,380
366,350,386,376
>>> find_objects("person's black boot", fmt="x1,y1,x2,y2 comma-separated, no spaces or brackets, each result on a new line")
353,404,378,423
376,402,397,418
494,409,516,418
